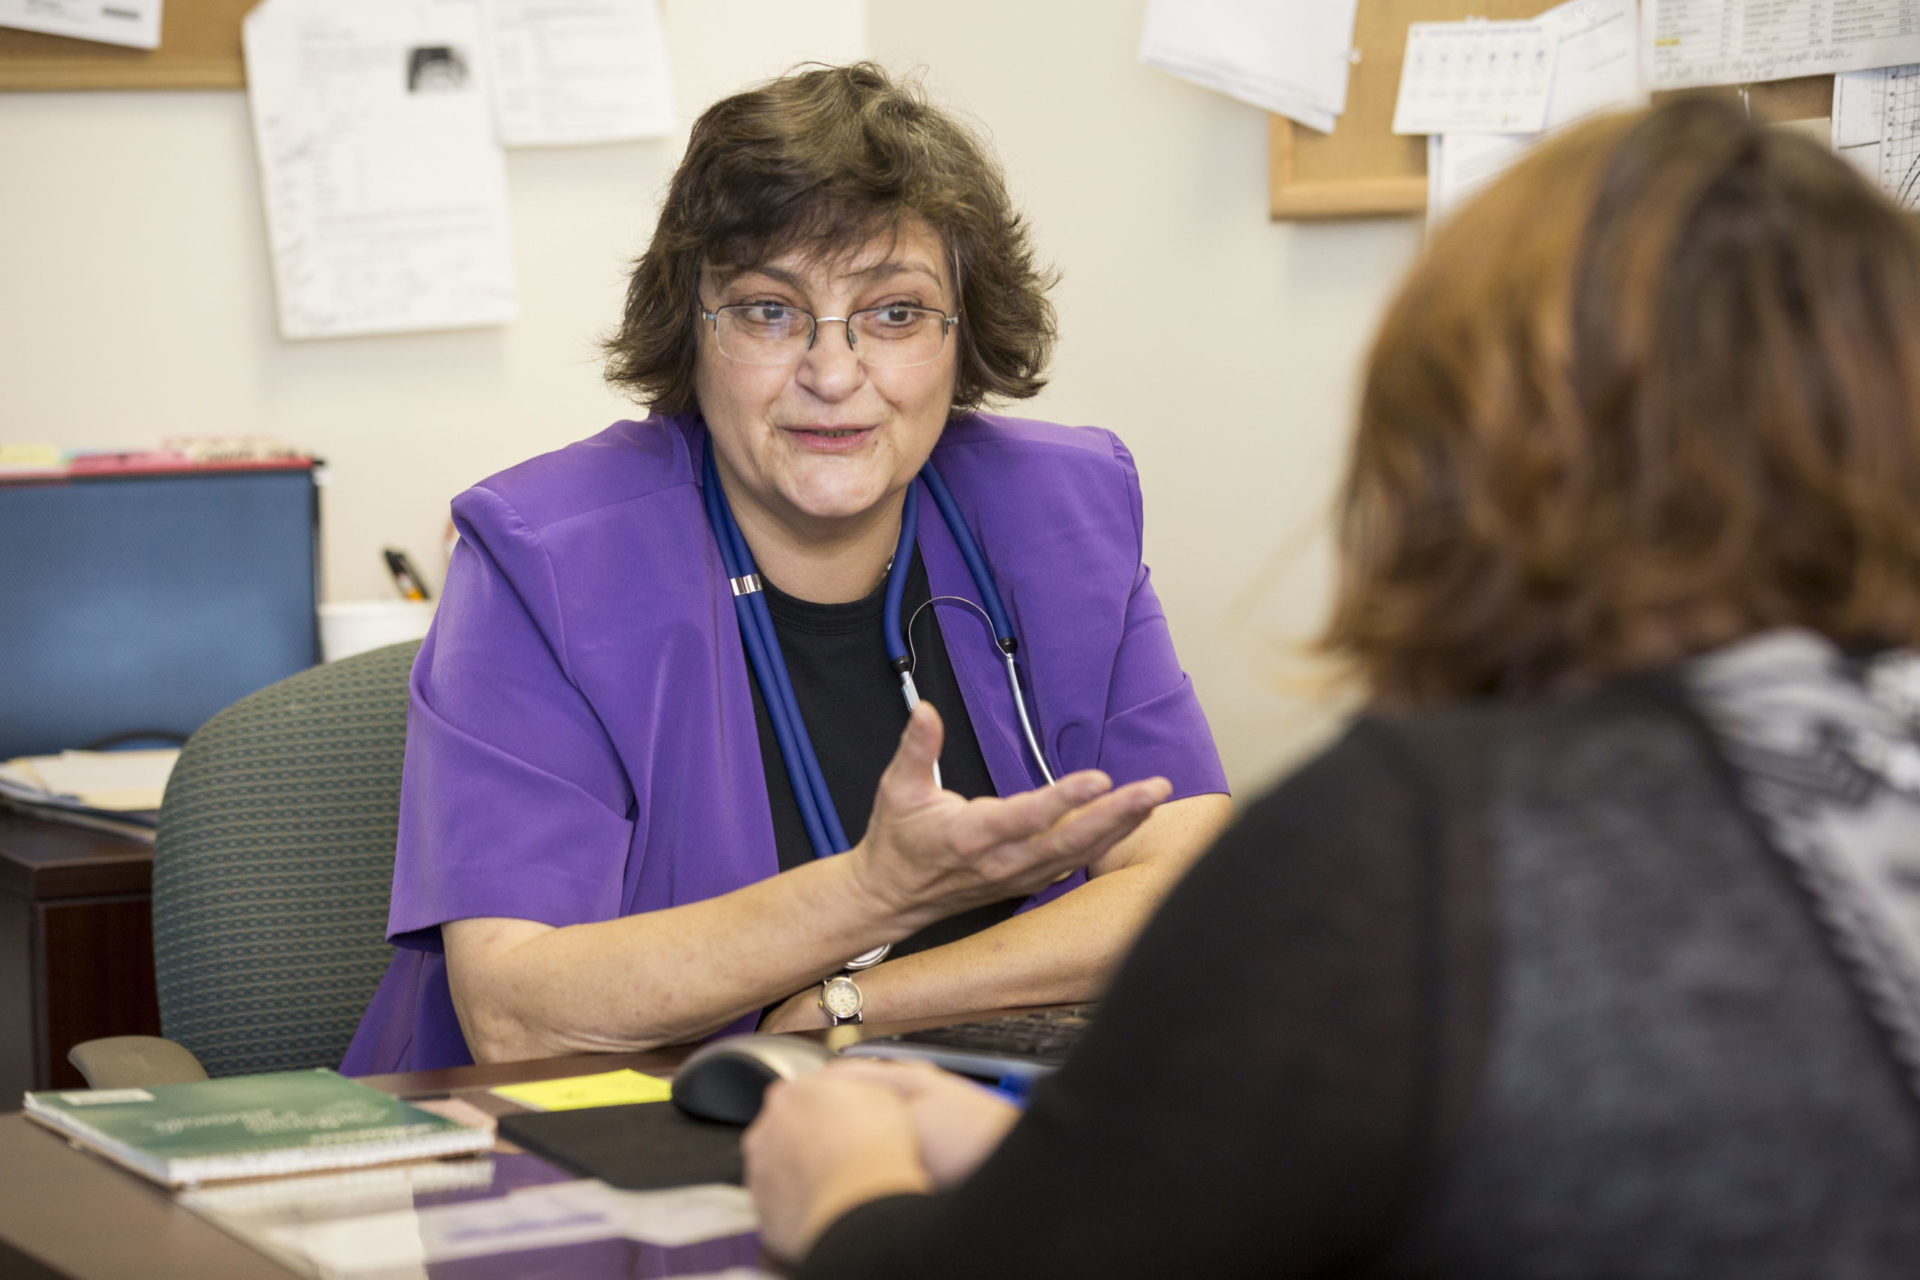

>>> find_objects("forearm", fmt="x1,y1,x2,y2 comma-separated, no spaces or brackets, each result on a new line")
457,718,1185,1059
835,791,1231,1023
452,854,922,1059
848,856,1189,1022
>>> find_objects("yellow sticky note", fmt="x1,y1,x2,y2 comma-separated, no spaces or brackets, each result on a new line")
492,1068,674,1111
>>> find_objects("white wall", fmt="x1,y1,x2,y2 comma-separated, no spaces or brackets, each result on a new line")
870,0,1422,790
0,0,865,604
1,0,1421,792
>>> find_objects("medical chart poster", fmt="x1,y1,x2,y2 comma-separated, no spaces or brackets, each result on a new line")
480,0,675,147
1646,0,1920,90
244,0,518,341
0,0,160,49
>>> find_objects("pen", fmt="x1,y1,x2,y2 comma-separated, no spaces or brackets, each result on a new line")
383,548,432,602
987,1074,1034,1108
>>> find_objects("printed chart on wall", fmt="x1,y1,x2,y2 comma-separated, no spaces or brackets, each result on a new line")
0,0,161,48
1422,0,1645,225
1645,0,1920,89
244,0,518,340
1834,62,1920,209
480,0,674,146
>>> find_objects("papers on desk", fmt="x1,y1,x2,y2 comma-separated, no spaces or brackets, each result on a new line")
1423,0,1644,224
0,748,177,842
184,1167,764,1274
1645,0,1920,91
0,0,161,49
0,443,63,479
480,0,675,146
1138,0,1360,133
0,748,177,812
244,0,519,340
492,1068,676,1111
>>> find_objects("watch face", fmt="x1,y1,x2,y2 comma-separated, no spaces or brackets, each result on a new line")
823,976,863,1020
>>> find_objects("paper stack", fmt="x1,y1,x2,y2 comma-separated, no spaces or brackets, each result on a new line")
1411,0,1645,225
1138,0,1360,134
0,748,179,842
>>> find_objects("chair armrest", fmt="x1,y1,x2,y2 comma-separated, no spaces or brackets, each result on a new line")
66,1036,210,1089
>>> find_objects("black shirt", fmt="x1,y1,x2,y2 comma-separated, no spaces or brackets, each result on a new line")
746,548,1023,959
799,677,1920,1279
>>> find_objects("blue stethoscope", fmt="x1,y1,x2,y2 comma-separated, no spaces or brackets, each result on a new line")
700,434,1056,969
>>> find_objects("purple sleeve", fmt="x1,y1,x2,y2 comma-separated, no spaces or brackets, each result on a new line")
386,485,637,946
1091,433,1228,801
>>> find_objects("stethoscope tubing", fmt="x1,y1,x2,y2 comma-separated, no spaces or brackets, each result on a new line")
701,431,1057,970
701,446,849,855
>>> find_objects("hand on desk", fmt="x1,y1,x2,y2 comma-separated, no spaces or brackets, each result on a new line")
743,1058,1020,1261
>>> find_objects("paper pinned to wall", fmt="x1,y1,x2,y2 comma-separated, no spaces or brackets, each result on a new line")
0,0,161,50
480,0,675,147
1138,0,1360,134
1833,65,1920,208
1647,0,1920,91
1427,0,1644,224
244,0,518,341
1394,20,1560,137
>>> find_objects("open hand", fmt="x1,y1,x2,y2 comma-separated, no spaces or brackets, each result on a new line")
850,703,1172,929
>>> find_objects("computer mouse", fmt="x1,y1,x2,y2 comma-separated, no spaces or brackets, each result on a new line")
669,1033,834,1125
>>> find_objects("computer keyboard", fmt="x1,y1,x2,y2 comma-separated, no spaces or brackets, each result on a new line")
840,1004,1096,1080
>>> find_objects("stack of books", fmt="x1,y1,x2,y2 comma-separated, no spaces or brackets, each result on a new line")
23,1069,493,1187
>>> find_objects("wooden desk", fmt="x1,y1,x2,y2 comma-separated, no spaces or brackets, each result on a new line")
0,1018,980,1279
0,809,162,1103
0,1044,707,1279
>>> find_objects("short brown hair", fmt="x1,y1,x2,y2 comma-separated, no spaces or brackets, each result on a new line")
605,62,1056,414
1325,96,1920,704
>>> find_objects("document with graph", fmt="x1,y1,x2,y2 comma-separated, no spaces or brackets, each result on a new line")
1647,0,1920,90
1834,64,1920,209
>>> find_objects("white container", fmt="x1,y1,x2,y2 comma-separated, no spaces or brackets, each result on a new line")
319,600,436,664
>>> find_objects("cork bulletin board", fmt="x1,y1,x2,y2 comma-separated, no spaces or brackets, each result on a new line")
1270,0,1835,220
0,0,255,90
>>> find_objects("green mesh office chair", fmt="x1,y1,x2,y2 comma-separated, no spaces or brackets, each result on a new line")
67,640,419,1086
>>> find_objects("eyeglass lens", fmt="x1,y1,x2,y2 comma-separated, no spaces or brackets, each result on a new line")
709,305,952,368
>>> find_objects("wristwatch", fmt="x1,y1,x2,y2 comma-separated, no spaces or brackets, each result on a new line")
820,972,864,1025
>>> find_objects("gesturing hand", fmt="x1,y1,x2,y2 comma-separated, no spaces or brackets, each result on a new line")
849,703,1172,929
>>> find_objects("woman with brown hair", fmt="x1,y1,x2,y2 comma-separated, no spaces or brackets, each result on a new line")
743,96,1920,1276
339,63,1232,1075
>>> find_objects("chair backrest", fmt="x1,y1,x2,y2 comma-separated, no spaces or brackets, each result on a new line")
150,639,420,1077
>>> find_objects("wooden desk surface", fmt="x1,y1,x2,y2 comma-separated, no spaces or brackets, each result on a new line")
0,1045,698,1280
0,808,152,901
0,1019,987,1280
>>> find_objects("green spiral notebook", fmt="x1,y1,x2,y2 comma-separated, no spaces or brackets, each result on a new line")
23,1068,492,1187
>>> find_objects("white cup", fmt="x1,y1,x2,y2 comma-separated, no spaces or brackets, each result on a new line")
319,600,436,664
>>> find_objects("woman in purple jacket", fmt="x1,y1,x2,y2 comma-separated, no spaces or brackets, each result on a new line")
341,64,1231,1075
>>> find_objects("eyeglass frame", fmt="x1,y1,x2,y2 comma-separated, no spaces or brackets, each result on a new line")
699,302,962,369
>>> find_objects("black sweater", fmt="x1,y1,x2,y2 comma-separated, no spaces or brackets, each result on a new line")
800,676,1920,1278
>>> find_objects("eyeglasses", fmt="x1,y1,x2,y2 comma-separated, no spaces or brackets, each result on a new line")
701,303,960,369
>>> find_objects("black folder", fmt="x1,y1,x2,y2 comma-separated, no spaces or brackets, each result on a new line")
498,1102,744,1189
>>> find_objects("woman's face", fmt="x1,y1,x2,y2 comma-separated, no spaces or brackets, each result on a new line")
694,218,959,546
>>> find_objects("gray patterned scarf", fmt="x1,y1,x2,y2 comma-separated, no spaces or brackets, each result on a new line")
1686,629,1920,1104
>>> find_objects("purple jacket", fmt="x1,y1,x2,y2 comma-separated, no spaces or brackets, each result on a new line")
341,412,1227,1074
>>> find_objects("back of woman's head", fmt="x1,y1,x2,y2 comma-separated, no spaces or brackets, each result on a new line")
1328,96,1920,705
